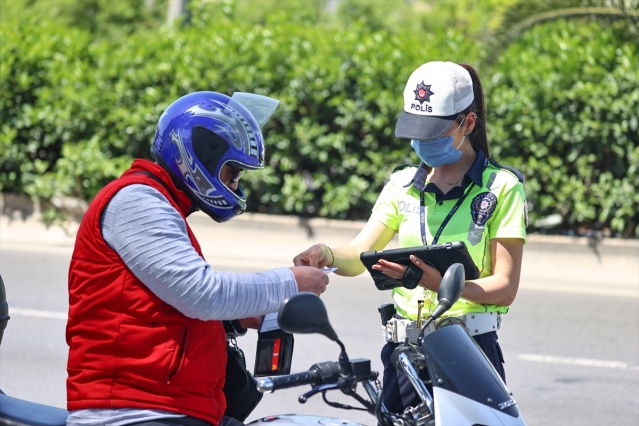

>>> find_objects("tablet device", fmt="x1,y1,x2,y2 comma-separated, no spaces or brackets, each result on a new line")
360,241,479,291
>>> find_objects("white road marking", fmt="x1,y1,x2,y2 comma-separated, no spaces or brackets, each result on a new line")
520,282,639,298
519,353,639,371
9,308,639,374
8,307,67,320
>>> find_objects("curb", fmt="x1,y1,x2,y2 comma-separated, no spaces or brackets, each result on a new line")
1,193,638,259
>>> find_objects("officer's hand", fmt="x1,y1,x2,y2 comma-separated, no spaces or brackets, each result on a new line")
409,255,442,292
290,266,329,295
293,243,330,268
372,259,408,281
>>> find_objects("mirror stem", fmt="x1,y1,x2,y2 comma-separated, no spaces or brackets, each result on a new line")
336,339,352,375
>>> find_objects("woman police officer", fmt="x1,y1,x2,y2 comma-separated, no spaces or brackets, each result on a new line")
293,61,527,412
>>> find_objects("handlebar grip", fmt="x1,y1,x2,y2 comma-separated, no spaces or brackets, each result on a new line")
256,361,340,393
257,370,319,393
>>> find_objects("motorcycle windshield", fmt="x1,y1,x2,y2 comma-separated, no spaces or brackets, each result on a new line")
421,324,521,418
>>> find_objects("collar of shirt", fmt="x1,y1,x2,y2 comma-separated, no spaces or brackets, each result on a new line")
404,150,488,200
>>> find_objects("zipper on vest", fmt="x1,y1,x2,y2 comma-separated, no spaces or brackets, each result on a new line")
167,325,190,384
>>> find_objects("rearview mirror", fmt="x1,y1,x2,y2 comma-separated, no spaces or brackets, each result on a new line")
437,263,465,310
277,292,339,342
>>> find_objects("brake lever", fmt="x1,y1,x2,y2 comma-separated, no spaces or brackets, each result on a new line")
299,382,340,403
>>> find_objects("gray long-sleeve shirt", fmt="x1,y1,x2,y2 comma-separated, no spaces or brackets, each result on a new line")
101,184,298,320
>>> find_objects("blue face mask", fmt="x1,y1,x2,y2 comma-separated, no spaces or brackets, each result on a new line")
410,118,466,167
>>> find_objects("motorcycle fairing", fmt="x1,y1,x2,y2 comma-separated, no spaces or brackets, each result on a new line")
433,387,526,426
421,324,522,419
0,392,68,426
247,415,365,425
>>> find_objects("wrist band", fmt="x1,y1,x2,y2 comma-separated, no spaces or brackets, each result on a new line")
324,244,335,267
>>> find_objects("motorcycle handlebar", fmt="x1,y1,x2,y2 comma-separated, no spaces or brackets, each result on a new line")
257,361,340,393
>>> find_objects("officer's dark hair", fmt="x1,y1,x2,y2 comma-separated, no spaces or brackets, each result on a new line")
458,63,490,159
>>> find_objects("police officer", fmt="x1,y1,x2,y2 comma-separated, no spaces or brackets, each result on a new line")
293,61,527,412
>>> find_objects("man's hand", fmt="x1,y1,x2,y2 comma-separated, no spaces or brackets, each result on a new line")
290,266,329,295
237,316,263,330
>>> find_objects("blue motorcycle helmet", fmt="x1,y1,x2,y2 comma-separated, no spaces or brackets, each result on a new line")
151,91,279,223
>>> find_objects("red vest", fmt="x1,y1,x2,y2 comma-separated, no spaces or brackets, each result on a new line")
66,159,226,424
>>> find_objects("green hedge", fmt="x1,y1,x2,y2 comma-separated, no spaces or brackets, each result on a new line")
487,19,639,237
1,10,637,237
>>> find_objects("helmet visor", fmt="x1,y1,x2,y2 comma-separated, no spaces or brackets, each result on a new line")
230,92,280,128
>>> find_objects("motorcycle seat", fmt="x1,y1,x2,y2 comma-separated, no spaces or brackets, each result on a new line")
0,392,67,426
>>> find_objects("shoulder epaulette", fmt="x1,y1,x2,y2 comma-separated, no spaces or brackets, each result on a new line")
392,163,419,173
488,158,524,183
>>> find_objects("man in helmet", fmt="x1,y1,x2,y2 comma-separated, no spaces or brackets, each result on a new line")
66,91,329,426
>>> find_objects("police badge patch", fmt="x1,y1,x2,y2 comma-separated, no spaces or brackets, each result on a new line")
471,192,497,226
414,81,435,103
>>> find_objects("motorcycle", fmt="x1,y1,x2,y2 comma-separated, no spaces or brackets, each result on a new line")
0,275,68,426
247,262,526,426
0,263,526,425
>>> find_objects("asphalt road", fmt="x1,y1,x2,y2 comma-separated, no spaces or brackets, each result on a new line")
0,213,638,425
